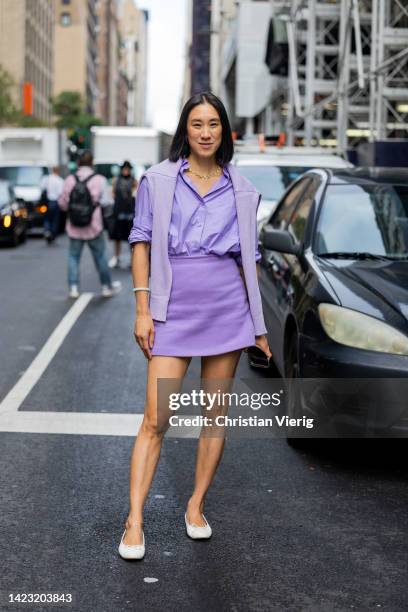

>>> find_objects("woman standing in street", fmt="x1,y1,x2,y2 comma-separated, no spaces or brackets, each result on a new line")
118,91,272,560
108,161,138,269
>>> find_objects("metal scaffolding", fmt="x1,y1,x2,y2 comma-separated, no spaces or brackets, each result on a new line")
269,0,408,154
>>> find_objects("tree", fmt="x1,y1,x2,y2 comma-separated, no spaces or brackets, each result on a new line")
0,64,18,125
50,91,102,156
50,91,102,130
13,113,49,127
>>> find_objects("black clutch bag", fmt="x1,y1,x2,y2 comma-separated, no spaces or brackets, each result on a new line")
247,345,271,368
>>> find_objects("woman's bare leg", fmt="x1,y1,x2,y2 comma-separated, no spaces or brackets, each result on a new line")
186,349,242,526
124,354,191,544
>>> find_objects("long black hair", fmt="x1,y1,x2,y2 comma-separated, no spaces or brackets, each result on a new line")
169,91,234,165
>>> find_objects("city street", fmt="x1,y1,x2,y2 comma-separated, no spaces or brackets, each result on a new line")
0,235,407,612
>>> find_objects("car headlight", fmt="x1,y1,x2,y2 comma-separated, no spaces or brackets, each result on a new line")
318,303,408,356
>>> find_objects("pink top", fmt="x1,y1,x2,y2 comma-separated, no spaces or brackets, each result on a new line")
58,166,107,240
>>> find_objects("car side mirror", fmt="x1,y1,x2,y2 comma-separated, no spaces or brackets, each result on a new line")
261,225,301,256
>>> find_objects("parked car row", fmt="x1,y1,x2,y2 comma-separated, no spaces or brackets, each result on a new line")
250,167,408,440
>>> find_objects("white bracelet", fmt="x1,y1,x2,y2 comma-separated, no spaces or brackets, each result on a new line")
132,287,151,292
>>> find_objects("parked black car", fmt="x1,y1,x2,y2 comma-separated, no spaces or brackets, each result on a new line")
255,167,408,437
0,180,28,247
0,164,49,230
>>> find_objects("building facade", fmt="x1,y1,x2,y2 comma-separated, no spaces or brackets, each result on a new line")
211,0,408,151
0,0,55,121
209,0,237,97
53,0,98,115
97,0,120,125
190,0,212,95
182,0,193,105
118,0,148,126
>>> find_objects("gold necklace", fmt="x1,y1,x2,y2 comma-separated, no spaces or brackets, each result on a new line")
186,166,222,180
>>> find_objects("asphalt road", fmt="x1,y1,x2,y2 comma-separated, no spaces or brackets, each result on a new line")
0,235,407,612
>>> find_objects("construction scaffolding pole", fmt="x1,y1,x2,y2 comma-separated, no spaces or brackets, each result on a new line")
269,0,408,151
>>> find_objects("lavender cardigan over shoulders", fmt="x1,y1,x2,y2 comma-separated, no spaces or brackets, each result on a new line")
129,157,261,266
128,157,267,336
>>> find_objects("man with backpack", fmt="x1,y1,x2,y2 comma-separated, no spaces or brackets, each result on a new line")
58,151,121,299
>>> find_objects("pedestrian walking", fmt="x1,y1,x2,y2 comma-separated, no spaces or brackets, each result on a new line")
58,150,122,299
108,160,138,269
40,166,64,243
118,91,272,560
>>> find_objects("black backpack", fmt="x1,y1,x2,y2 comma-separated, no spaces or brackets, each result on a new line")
68,173,96,227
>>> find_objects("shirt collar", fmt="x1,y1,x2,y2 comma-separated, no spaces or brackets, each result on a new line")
180,157,230,179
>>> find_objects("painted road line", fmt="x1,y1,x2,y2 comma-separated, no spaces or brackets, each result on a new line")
0,411,143,436
0,293,93,414
0,412,200,438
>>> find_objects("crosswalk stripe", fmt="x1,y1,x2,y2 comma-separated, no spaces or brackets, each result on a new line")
0,411,199,437
0,293,93,414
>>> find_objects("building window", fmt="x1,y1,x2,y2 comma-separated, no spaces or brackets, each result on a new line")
62,0,71,4
60,12,71,26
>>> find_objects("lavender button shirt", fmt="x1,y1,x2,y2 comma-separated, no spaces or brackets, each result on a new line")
128,158,261,266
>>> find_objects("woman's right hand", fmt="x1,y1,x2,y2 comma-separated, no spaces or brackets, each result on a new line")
134,313,155,360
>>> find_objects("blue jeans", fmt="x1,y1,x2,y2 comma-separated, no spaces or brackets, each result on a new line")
44,200,60,238
68,233,112,287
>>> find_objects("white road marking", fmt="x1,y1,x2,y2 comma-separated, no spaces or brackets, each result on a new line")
0,411,143,436
0,290,201,437
0,411,199,437
0,293,93,414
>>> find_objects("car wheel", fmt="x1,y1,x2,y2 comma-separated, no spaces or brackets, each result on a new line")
19,230,27,244
284,333,308,449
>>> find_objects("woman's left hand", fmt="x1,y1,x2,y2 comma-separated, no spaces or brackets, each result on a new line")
243,334,272,359
255,334,273,359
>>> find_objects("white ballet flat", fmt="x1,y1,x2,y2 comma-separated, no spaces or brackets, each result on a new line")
118,528,145,560
184,512,212,539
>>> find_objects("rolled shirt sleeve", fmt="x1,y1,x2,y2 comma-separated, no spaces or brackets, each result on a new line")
128,177,153,245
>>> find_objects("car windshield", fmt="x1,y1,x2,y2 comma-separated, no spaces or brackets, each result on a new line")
0,166,46,186
0,183,10,207
316,183,408,258
237,165,313,200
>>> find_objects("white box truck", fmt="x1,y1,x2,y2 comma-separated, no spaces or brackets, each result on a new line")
91,126,172,180
0,128,68,228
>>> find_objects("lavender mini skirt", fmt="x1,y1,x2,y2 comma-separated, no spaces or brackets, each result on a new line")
151,253,256,357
